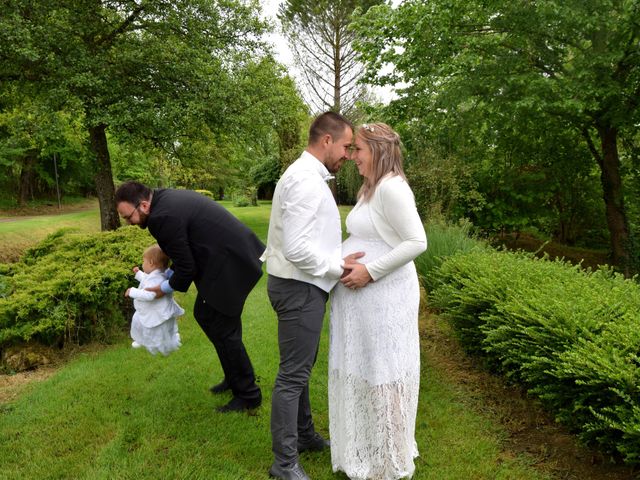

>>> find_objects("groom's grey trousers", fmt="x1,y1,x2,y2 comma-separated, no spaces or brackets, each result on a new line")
267,275,329,468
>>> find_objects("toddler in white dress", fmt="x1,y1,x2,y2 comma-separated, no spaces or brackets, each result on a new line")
125,244,184,356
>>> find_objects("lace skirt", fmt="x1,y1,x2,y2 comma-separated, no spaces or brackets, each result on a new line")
329,236,420,480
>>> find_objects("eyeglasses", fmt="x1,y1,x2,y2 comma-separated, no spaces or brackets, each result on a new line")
122,202,140,222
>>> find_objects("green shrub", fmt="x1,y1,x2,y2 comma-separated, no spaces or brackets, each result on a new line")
555,318,640,464
431,249,640,464
0,227,153,352
233,195,251,207
228,186,257,207
194,189,214,199
415,219,487,293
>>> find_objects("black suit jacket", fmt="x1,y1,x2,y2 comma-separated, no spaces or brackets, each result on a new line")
146,189,265,317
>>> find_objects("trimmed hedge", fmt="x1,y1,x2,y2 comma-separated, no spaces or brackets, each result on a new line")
0,227,153,352
428,248,640,464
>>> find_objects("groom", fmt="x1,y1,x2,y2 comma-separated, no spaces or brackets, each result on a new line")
262,111,363,480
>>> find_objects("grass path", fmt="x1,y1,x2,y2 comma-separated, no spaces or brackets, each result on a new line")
0,199,100,262
0,203,635,479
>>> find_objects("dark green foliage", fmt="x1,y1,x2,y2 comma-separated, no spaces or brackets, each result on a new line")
336,159,362,205
428,249,640,464
0,227,153,351
353,0,640,271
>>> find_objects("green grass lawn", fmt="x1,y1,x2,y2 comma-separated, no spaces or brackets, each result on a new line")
0,207,101,262
0,201,552,480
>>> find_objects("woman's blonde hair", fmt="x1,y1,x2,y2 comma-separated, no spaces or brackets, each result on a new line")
356,123,406,201
143,244,170,270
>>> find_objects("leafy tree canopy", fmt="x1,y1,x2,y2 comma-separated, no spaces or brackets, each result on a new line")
353,0,640,272
0,0,270,229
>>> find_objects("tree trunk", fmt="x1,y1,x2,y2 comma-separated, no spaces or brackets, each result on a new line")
88,124,120,231
333,63,341,113
333,29,341,113
18,150,37,206
596,125,632,275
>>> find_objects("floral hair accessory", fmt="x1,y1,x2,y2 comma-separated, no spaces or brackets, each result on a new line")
362,123,375,132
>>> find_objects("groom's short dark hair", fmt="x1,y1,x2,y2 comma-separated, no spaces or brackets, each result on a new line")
308,111,352,145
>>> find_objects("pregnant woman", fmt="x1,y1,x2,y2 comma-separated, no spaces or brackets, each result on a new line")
329,122,427,480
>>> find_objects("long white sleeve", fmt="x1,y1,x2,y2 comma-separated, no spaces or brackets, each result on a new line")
366,178,427,281
134,270,146,283
128,287,157,301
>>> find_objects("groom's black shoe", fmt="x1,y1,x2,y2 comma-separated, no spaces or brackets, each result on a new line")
209,379,230,394
298,432,330,453
269,462,310,480
216,396,261,413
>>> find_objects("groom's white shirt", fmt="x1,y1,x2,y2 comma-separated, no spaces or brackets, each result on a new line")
261,151,343,292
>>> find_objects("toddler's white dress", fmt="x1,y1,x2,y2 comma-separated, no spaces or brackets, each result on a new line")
129,269,184,356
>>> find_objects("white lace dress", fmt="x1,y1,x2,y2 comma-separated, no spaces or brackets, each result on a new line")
329,200,420,480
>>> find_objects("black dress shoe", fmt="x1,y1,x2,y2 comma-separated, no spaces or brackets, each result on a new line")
268,462,310,480
297,432,330,453
216,396,262,413
209,379,230,394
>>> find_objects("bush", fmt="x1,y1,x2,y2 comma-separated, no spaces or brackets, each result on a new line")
233,195,251,207
414,219,487,293
194,189,214,199
0,227,153,355
228,186,257,208
430,249,640,464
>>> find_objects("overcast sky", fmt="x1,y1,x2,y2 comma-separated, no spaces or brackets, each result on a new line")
261,0,293,66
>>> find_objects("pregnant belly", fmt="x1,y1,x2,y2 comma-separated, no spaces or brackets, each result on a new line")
342,236,391,264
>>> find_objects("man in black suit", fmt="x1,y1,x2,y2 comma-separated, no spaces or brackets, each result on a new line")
115,181,263,412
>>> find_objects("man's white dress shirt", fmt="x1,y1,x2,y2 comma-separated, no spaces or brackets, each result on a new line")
261,151,343,292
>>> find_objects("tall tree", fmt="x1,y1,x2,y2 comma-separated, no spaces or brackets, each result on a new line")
354,0,640,273
0,0,266,230
278,0,382,114
0,94,91,205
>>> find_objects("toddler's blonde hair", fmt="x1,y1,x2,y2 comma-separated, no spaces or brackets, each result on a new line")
143,244,170,270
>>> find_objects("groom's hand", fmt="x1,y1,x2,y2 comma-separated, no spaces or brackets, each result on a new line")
341,263,372,289
341,251,365,278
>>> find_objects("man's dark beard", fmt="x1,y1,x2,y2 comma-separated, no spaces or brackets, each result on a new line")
138,211,149,228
